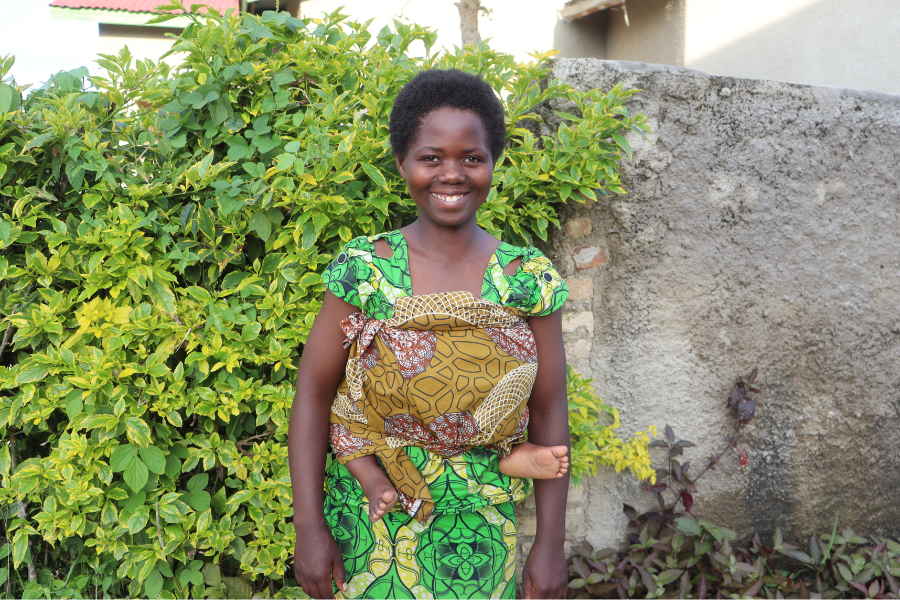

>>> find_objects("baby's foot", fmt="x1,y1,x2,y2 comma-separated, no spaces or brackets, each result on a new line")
359,471,398,522
499,441,570,479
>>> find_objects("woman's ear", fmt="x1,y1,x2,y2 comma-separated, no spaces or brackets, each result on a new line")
394,154,407,180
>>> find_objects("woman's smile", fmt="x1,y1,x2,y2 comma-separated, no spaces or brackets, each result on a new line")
431,192,467,204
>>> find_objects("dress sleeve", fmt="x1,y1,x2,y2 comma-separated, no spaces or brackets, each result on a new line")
322,236,373,310
515,247,569,317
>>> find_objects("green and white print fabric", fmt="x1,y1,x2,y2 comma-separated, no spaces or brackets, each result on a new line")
322,231,569,319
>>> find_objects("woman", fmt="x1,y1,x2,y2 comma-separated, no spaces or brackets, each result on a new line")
289,69,571,599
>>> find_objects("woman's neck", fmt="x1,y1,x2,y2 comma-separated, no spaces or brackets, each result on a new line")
401,216,496,263
400,216,501,297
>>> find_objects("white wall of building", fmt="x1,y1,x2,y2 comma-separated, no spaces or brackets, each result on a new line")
97,25,181,65
684,0,900,94
299,0,560,63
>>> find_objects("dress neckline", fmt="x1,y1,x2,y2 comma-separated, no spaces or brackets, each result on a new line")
375,230,524,301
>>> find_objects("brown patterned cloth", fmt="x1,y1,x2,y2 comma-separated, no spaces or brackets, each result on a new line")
329,291,538,522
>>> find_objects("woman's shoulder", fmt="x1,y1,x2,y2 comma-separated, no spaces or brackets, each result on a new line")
496,243,569,317
322,232,407,315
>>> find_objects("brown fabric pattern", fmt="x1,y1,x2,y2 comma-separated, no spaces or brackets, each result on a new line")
379,328,437,379
330,423,373,459
485,320,538,364
329,291,538,522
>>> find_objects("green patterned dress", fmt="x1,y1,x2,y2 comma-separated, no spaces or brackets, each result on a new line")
321,231,568,599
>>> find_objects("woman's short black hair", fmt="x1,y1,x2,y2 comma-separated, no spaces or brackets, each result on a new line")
389,69,506,161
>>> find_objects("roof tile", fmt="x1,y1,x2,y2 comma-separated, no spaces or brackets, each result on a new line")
49,0,237,13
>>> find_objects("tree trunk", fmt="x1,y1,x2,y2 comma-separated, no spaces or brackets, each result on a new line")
458,0,482,47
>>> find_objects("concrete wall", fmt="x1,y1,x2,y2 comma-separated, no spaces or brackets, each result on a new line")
517,58,900,559
556,0,900,95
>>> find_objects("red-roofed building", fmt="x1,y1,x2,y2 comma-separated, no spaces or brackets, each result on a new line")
49,0,298,64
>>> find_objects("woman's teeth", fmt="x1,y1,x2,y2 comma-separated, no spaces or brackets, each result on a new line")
432,193,465,204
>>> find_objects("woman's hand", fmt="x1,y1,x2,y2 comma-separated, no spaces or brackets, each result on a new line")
521,537,568,599
294,523,347,599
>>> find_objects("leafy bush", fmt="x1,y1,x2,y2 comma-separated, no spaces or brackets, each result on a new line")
0,2,649,597
567,366,656,486
568,516,900,599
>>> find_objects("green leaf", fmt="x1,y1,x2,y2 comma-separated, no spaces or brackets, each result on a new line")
190,491,212,512
0,444,9,479
186,286,212,302
11,530,28,567
241,322,261,342
112,445,149,492
64,393,84,419
249,212,272,241
16,362,49,385
187,473,208,494
222,577,253,599
124,417,152,446
301,221,316,249
164,453,181,479
0,83,19,114
110,445,139,472
124,458,149,492
361,163,388,189
242,162,264,178
147,279,176,313
202,563,222,587
145,13,179,24
123,490,146,514
126,505,150,533
144,568,163,598
613,133,632,158
138,446,166,474
22,132,53,153
147,363,169,378
674,515,702,537
211,487,227,514
199,207,215,241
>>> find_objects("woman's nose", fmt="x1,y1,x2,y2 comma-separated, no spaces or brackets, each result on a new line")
437,163,464,183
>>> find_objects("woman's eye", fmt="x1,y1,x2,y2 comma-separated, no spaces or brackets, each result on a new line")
463,156,482,163
422,155,439,162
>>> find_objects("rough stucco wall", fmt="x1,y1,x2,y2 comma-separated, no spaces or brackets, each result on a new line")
520,58,900,558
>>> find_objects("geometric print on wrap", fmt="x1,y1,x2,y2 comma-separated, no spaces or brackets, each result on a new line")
330,291,537,523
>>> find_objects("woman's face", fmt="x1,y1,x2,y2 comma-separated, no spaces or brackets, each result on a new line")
395,107,494,229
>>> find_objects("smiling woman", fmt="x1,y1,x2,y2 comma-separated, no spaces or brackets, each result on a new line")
289,69,573,599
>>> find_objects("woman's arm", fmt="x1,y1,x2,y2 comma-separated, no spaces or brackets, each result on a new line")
288,290,357,599
522,308,570,599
